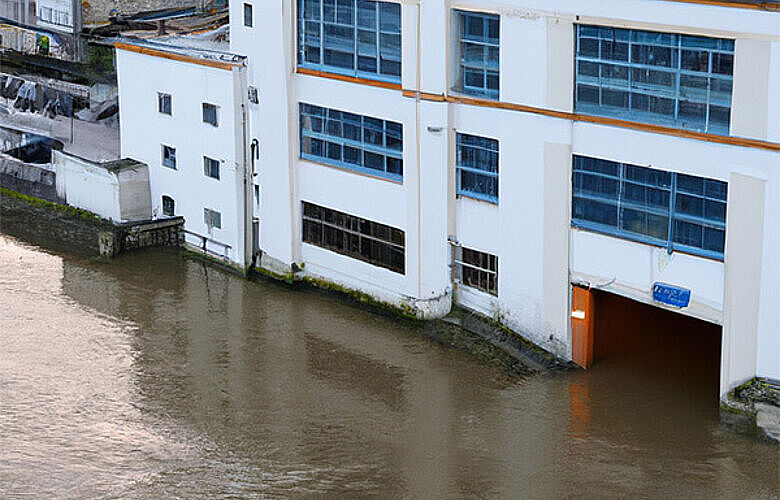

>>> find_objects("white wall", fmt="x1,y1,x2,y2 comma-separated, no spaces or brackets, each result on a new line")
117,167,152,222
232,0,297,275
54,150,121,221
116,48,247,267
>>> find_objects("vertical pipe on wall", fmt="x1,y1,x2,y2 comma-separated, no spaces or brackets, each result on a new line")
415,0,422,299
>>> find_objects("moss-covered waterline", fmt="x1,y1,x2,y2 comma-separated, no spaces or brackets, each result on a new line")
2,187,551,376
243,263,555,375
0,187,106,224
720,377,780,444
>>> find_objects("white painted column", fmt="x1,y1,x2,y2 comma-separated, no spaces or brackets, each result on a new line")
721,172,766,395
254,0,297,274
731,39,771,140
543,142,573,358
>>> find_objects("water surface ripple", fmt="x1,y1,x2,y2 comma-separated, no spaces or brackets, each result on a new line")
0,235,777,498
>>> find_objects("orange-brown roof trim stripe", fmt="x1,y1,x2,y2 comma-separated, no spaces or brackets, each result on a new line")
114,41,241,71
294,68,780,152
664,0,780,11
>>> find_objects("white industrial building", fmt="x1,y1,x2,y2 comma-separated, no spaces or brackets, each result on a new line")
116,39,252,266
117,0,779,403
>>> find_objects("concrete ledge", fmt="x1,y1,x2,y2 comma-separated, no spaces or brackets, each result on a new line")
720,378,780,444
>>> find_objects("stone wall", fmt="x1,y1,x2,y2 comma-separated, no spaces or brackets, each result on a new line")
0,187,113,255
0,154,61,203
118,217,185,253
0,188,184,257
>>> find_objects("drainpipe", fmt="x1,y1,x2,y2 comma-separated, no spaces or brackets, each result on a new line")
241,99,250,272
287,0,300,271
240,65,252,273
415,0,422,300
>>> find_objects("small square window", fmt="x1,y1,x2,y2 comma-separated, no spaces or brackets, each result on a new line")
204,208,222,230
203,103,218,126
162,195,175,216
158,93,171,115
162,145,176,169
243,3,253,28
203,156,220,180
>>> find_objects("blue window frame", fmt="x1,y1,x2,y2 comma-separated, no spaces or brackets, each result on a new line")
299,103,403,181
454,10,499,99
297,0,401,82
572,155,727,260
575,25,734,135
456,133,498,203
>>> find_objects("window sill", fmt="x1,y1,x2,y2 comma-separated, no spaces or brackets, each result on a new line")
457,282,498,298
449,87,499,102
296,67,402,91
457,193,498,206
404,93,780,153
299,156,403,185
570,223,724,263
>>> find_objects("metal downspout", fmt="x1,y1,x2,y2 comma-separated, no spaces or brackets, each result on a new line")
415,0,422,300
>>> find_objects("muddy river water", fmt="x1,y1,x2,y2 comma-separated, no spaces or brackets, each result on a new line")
0,233,777,498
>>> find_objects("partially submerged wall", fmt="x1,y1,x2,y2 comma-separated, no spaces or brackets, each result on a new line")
0,187,182,257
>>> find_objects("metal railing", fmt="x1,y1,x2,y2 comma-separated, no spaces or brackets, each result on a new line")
183,229,231,262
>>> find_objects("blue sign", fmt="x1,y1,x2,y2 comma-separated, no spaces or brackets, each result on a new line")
652,282,691,308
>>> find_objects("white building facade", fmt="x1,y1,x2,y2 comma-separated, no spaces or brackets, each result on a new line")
116,40,252,268
118,0,779,401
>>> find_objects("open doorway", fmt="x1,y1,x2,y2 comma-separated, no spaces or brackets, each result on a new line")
572,287,722,412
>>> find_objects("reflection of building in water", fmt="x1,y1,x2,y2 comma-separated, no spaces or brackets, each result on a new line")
112,0,780,407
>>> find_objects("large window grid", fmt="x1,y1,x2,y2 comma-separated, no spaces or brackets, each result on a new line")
453,10,499,99
300,103,403,181
456,133,498,203
572,155,726,260
302,201,405,274
298,0,402,82
575,25,734,135
452,245,498,296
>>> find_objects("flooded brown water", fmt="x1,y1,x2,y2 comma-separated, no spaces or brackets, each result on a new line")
0,233,778,498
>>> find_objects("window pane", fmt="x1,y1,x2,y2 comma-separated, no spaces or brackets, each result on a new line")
575,24,733,134
302,201,405,273
455,11,499,99
572,198,618,227
378,2,400,32
300,102,401,180
298,0,400,81
244,3,253,27
621,208,669,241
573,155,727,259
